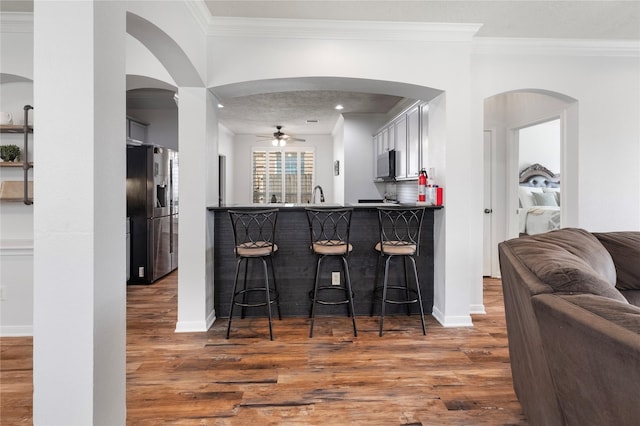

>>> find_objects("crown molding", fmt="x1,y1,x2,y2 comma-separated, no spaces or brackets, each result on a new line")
0,12,33,33
207,16,482,42
184,0,210,36
474,37,640,58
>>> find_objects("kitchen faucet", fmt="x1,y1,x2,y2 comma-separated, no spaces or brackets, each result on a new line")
312,185,325,203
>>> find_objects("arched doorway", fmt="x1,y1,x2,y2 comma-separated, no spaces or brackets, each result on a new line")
483,89,578,277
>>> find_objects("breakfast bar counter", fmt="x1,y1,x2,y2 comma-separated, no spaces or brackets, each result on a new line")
207,203,442,318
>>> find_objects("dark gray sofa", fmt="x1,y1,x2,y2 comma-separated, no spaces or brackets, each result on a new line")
498,228,640,426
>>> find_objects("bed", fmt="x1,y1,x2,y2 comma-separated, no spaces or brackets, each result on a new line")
518,163,560,235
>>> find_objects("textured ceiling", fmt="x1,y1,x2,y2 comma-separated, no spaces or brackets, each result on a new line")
217,91,406,135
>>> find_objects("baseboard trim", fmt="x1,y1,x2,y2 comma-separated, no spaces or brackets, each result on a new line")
432,305,474,327
470,304,486,315
174,309,216,333
0,325,33,337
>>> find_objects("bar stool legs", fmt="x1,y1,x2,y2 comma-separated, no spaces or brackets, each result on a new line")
305,207,357,338
226,209,280,340
226,255,281,340
309,254,357,338
372,207,427,337
376,254,426,336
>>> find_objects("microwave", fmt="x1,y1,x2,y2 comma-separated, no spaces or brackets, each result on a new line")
376,149,396,180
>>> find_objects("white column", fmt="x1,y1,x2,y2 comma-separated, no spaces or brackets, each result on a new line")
33,1,126,424
175,87,218,332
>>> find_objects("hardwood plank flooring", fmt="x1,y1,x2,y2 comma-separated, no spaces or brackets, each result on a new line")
1,274,527,425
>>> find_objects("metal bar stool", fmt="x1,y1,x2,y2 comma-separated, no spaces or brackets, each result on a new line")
370,206,426,336
305,207,357,338
227,209,282,340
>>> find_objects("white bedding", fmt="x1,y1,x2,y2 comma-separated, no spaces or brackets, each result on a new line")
519,206,561,235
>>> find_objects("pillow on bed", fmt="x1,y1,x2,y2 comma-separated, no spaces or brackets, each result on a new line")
543,187,561,206
533,191,558,207
519,186,543,209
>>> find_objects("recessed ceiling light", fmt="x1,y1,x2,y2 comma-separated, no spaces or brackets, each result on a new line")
335,104,344,110
217,103,224,108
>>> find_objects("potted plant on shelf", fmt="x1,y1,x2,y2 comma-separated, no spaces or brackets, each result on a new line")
0,144,21,162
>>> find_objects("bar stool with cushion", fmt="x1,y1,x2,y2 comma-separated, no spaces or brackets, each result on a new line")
370,206,427,336
227,209,282,340
305,207,358,338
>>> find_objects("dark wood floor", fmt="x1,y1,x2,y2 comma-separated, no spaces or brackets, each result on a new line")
1,273,527,425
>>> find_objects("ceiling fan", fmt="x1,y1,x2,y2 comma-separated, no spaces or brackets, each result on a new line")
257,125,306,147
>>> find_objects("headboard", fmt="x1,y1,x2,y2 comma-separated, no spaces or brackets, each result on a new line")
519,163,560,188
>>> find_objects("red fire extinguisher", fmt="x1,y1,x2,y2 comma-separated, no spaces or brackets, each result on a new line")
418,169,427,202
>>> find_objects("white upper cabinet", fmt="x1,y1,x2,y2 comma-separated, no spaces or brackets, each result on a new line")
372,101,424,181
406,105,421,178
394,114,407,178
127,117,148,143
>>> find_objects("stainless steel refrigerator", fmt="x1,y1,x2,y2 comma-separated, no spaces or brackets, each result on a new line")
127,145,178,284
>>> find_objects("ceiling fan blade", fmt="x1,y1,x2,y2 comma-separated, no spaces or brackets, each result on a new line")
289,137,306,142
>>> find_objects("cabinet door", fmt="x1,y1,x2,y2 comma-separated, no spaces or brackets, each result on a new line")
394,114,407,178
420,103,429,171
381,127,390,152
407,106,420,178
128,119,147,143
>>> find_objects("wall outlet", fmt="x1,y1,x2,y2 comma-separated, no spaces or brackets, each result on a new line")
331,272,341,286
138,266,145,278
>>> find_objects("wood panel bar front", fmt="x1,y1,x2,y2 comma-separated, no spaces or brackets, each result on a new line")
208,205,439,318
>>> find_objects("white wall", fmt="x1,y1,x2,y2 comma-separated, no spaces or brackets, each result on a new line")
0,14,33,80
126,35,176,87
231,133,335,205
218,123,235,205
519,119,560,173
332,115,345,203
342,113,386,203
474,43,640,232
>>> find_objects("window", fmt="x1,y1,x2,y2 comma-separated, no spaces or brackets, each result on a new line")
252,148,315,204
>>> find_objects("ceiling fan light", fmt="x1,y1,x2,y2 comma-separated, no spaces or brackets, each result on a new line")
279,139,287,147
272,139,278,146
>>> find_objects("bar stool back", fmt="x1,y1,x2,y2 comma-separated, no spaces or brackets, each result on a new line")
305,207,357,337
227,209,281,340
371,206,427,336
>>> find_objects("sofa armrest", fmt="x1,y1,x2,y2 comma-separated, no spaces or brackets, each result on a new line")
532,293,640,426
498,242,564,426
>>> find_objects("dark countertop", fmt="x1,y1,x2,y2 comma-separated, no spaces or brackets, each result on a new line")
207,203,443,211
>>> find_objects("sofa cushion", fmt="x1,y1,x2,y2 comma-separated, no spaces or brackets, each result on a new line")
620,290,640,307
508,228,627,303
594,232,640,291
555,293,640,334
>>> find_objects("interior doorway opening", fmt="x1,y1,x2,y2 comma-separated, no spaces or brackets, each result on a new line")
483,90,577,278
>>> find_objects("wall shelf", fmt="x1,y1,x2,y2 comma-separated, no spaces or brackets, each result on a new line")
0,161,33,168
0,124,33,134
0,106,33,204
